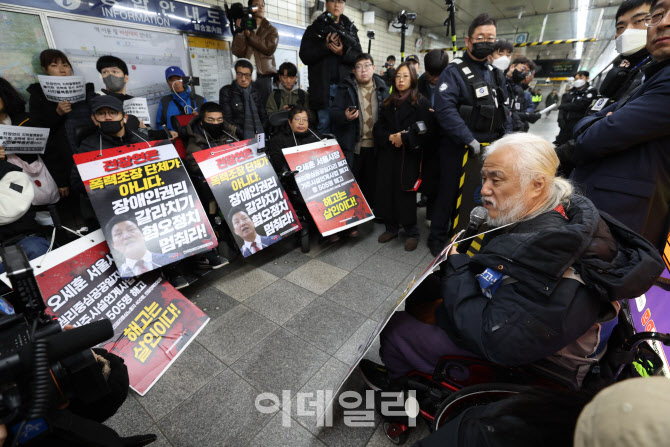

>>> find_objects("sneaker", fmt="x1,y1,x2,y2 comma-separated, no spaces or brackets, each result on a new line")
425,219,431,229
417,198,427,207
405,238,419,252
328,234,341,243
359,359,391,391
378,231,398,243
197,249,229,270
167,272,190,290
349,228,360,237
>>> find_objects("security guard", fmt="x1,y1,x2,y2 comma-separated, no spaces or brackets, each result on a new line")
506,57,541,132
427,13,512,256
554,70,597,145
531,89,543,110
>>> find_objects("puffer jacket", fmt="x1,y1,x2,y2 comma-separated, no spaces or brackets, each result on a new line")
184,115,239,173
218,81,267,133
435,194,663,371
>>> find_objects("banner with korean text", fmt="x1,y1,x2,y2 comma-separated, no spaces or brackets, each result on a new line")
74,142,216,278
193,139,301,257
0,230,209,395
282,140,374,236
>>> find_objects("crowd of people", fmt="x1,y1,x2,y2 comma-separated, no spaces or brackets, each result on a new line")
1,0,670,444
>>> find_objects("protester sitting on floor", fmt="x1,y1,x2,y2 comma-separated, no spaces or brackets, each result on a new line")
185,102,240,174
266,105,322,175
360,133,663,389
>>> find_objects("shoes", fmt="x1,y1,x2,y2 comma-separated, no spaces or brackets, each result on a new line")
328,234,341,243
359,359,391,391
349,228,360,237
416,198,427,208
405,238,418,252
428,240,443,257
378,231,397,243
197,249,229,270
167,272,190,290
425,219,431,229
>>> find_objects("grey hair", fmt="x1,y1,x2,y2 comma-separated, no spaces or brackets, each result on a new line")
484,133,573,219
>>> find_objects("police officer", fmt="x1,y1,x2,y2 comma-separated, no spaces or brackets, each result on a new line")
554,70,597,145
427,13,512,256
505,57,541,132
531,88,543,110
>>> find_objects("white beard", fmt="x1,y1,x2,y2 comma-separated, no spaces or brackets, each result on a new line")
483,191,528,227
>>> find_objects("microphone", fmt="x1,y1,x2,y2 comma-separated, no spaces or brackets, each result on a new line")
456,206,488,254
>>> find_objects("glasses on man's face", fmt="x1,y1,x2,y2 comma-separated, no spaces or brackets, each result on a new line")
472,36,496,43
327,0,345,4
236,71,252,79
645,9,669,27
95,110,121,119
354,63,373,72
395,74,411,80
292,117,308,124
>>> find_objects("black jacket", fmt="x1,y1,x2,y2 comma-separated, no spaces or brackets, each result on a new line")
184,115,239,173
27,83,74,188
373,95,434,225
330,74,389,163
299,14,362,110
435,194,663,367
218,81,267,135
267,127,322,175
572,59,670,251
417,74,435,105
558,83,597,123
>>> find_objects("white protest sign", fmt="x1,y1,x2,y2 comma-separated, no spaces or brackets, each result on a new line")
538,103,558,115
0,125,50,154
37,75,86,103
123,97,152,125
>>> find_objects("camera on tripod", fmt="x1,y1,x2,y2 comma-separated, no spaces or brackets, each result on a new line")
0,245,117,445
225,2,259,34
397,10,417,25
313,12,359,49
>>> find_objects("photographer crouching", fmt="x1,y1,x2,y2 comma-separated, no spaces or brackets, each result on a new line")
229,0,278,101
300,0,362,134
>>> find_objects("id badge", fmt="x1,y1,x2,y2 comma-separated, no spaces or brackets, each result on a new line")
591,98,608,111
515,103,521,110
475,86,489,98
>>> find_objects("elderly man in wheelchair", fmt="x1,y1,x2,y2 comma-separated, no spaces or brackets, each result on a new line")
358,133,665,443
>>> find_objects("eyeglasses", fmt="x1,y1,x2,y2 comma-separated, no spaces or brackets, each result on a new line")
327,0,345,4
94,110,121,119
236,71,252,79
471,36,496,43
354,63,373,71
292,117,308,124
395,74,411,80
645,9,669,27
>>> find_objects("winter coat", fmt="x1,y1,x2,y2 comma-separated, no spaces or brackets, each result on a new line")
27,83,74,188
265,86,314,123
184,115,239,173
572,59,670,252
330,74,389,165
231,18,279,76
155,89,206,130
299,14,362,110
373,95,434,225
266,126,322,174
218,80,267,134
435,195,664,375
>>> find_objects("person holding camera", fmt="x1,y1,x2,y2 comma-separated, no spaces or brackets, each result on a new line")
231,0,278,101
331,53,389,209
373,62,433,252
380,55,396,85
300,0,362,134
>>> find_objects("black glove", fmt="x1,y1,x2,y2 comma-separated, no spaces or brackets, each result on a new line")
528,113,541,124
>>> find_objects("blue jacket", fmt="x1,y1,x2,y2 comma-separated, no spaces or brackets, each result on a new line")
572,59,670,251
433,52,512,148
155,89,206,130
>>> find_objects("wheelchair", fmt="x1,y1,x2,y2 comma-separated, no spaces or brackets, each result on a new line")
374,292,670,444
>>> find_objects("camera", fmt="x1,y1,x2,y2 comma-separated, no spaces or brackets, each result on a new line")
182,75,200,87
397,10,417,25
367,30,375,39
0,245,116,445
313,12,359,50
403,120,427,151
225,2,259,34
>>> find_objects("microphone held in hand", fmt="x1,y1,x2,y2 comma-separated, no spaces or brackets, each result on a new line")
456,206,488,254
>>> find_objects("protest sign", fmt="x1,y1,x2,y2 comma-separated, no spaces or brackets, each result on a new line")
193,139,301,257
318,235,461,424
0,230,210,395
74,142,216,278
282,139,374,236
0,124,50,154
123,97,152,125
37,75,86,102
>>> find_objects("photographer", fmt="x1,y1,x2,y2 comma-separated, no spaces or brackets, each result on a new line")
231,0,278,100
380,55,396,85
299,0,362,134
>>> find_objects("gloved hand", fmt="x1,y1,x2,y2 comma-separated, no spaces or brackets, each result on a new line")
528,112,541,124
468,140,481,157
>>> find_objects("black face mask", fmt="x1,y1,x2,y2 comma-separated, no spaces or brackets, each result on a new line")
511,69,527,84
202,122,226,139
471,41,495,59
97,118,124,136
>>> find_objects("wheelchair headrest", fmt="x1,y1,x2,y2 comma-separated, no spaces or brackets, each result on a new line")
268,110,290,128
74,122,97,148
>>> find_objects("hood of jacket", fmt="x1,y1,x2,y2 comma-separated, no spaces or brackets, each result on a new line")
475,194,663,301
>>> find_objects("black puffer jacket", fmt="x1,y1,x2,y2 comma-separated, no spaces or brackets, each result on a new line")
218,81,267,134
266,126,322,174
435,194,664,367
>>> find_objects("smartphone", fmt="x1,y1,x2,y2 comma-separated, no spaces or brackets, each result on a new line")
347,106,358,113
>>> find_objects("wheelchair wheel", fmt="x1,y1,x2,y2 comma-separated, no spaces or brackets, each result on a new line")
383,421,409,445
432,383,530,432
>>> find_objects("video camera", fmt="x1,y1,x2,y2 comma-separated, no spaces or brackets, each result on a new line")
0,245,116,445
397,10,416,25
404,120,428,151
225,2,259,34
181,75,200,87
313,12,359,50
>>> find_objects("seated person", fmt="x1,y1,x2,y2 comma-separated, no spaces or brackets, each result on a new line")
156,66,206,131
265,62,314,124
266,106,321,174
360,133,663,389
228,206,280,257
185,102,239,175
219,59,267,140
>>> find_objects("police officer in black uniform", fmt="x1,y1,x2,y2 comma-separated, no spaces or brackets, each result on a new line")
554,70,597,145
505,57,541,132
427,13,512,256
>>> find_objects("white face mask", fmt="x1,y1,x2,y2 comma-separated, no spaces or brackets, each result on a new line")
615,28,648,56
573,79,586,89
492,55,511,71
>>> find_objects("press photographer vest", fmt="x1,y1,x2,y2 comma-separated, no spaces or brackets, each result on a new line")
452,58,507,143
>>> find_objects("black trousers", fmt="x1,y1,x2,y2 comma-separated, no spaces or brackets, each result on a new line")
354,146,377,209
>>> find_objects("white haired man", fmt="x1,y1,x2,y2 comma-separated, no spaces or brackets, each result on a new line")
360,133,663,390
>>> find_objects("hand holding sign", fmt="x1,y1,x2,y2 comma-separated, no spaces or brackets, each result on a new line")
38,75,86,103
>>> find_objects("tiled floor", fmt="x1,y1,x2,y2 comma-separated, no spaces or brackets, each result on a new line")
104,119,561,446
